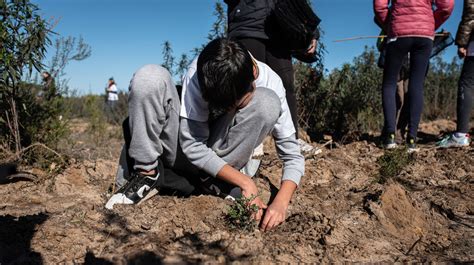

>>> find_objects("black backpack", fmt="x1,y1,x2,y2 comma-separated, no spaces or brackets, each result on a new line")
273,0,321,54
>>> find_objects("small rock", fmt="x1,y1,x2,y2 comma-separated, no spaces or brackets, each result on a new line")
141,223,151,231
173,228,184,238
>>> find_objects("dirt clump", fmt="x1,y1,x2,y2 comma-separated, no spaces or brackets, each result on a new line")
370,183,428,240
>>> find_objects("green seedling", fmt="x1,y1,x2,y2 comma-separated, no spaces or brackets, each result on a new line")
225,195,259,232
376,148,414,184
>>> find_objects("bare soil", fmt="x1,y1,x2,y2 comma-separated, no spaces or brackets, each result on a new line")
0,119,473,264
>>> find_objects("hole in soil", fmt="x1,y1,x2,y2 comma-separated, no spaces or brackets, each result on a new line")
362,191,382,216
430,202,456,220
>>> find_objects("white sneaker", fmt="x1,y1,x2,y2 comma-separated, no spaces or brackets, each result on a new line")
298,139,322,155
253,143,264,157
437,133,471,148
105,171,160,210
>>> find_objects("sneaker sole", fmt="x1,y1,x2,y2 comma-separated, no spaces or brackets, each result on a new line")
137,188,159,206
384,143,397,149
407,148,420,153
437,144,470,149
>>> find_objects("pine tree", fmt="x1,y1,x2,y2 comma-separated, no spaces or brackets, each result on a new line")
161,41,175,75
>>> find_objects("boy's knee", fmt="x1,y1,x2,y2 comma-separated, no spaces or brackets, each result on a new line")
248,87,281,125
130,64,172,98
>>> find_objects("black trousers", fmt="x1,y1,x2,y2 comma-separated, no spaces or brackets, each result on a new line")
457,56,474,133
382,37,433,139
236,37,299,138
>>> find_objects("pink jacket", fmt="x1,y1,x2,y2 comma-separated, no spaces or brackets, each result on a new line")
374,0,454,38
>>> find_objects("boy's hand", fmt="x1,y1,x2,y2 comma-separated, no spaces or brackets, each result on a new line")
259,180,297,232
216,164,268,221
242,180,267,221
458,47,467,59
260,200,288,231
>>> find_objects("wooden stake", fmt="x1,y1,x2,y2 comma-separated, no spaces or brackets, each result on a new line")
333,33,449,43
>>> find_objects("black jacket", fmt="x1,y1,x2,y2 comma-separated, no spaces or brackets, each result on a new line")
225,0,320,43
225,0,274,40
456,0,474,47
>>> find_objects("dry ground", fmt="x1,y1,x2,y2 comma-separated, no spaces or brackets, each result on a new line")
0,119,473,264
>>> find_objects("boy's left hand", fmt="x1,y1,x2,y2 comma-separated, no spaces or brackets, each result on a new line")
260,200,288,232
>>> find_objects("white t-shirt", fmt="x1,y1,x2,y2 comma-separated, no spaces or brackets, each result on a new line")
180,58,296,139
468,41,474,57
107,84,118,101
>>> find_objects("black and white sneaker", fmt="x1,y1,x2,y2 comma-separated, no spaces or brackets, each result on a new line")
406,136,420,153
105,170,160,209
383,133,397,149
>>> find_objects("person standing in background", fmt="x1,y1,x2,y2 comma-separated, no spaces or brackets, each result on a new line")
374,0,454,152
40,71,57,101
106,77,119,111
105,77,119,123
438,0,474,148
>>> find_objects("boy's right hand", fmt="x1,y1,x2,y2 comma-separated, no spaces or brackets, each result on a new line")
242,180,267,221
216,164,267,220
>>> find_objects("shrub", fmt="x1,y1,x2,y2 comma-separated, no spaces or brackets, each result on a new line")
376,149,414,183
295,46,462,141
225,196,259,232
296,46,383,140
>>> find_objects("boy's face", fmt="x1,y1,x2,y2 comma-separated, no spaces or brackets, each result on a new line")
235,61,259,110
236,83,256,109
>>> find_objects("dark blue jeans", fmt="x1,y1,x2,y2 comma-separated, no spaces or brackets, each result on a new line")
457,56,474,133
382,37,433,140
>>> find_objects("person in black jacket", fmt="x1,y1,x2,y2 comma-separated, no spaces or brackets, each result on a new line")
224,0,318,142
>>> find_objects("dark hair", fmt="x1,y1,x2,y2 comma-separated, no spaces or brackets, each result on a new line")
197,38,254,111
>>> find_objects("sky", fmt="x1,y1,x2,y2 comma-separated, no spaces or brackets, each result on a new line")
33,0,464,95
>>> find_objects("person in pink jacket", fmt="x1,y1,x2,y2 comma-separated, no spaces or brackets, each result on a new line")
374,0,454,151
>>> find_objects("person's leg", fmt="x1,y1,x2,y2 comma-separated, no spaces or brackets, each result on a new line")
382,38,412,138
236,38,266,62
115,117,133,188
396,79,404,117
406,38,433,140
436,57,473,148
127,64,181,171
208,87,281,168
107,65,191,208
115,146,130,188
266,41,299,137
395,78,404,140
199,87,282,197
397,78,410,140
457,56,474,134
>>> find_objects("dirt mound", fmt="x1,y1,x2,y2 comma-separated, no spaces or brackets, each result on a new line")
0,120,473,263
370,183,427,240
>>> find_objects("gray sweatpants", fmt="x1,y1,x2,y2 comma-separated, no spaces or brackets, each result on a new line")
116,64,192,187
116,64,286,190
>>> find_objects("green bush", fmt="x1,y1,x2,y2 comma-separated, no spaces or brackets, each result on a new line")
64,92,128,125
295,46,462,140
296,47,383,140
424,56,462,120
0,82,68,149
376,148,414,183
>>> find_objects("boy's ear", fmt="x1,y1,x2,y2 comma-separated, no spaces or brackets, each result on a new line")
253,61,259,80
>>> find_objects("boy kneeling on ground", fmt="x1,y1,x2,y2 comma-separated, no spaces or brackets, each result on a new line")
106,38,304,231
